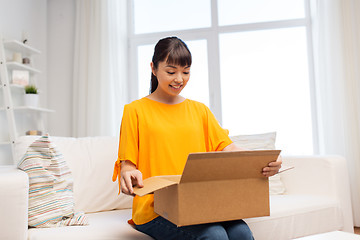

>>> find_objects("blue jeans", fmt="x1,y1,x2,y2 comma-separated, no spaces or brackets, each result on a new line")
135,216,254,240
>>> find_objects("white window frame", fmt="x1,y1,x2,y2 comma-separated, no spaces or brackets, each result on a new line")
127,0,319,153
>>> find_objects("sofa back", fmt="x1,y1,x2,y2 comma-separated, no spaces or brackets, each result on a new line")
14,135,133,214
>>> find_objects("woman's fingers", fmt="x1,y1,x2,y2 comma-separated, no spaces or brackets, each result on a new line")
120,175,130,194
135,172,144,188
262,156,282,177
124,172,135,194
120,170,143,195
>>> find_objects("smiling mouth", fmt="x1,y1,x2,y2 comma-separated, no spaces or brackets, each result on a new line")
170,85,183,89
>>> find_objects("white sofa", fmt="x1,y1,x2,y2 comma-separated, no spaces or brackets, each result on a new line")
0,136,354,240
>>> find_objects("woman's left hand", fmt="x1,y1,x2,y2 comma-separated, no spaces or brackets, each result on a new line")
262,155,282,177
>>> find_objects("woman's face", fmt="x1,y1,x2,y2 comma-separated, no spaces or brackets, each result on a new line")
151,60,190,97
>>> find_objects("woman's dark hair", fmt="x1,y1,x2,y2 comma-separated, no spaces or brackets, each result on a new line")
150,36,192,94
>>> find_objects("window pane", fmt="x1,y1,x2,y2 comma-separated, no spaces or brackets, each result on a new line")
180,40,209,106
218,0,305,26
137,40,209,106
138,44,154,97
219,27,313,155
134,0,211,34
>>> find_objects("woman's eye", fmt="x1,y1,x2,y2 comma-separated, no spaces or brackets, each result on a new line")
183,72,190,75
167,72,175,75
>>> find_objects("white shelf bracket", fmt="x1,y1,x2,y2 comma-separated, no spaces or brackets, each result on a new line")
0,37,19,163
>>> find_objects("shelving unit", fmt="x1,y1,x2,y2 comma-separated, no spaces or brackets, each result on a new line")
3,39,41,54
0,106,55,112
0,37,54,164
6,61,41,73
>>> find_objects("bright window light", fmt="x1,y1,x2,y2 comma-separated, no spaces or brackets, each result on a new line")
219,27,313,154
134,0,211,34
218,0,305,26
131,0,315,155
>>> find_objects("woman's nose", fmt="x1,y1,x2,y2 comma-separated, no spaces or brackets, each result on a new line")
174,73,183,83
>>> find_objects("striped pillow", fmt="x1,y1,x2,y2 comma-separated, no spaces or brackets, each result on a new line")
17,135,88,228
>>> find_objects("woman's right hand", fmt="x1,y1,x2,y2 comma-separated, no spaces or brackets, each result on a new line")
120,160,144,196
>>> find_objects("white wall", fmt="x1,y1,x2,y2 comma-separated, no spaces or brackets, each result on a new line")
47,0,75,137
0,0,47,165
0,0,47,104
0,0,76,139
2,1,125,163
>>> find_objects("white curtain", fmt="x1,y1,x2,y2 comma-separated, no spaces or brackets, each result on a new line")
312,0,360,226
72,0,128,137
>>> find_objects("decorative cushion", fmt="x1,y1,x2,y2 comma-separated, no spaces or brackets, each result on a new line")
17,135,88,227
230,132,276,150
15,135,133,214
230,132,285,195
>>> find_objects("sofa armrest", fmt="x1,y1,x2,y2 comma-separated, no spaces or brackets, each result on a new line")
0,166,29,240
280,155,353,232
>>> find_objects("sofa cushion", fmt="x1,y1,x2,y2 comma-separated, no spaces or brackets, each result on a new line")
0,166,28,240
27,209,153,240
26,195,343,240
245,195,343,240
15,136,133,214
17,135,88,227
230,132,285,195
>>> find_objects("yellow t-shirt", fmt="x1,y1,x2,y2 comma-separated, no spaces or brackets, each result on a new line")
112,97,232,225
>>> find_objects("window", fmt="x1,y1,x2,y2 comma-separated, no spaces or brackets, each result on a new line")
128,0,315,155
218,0,305,26
133,0,211,34
219,27,313,154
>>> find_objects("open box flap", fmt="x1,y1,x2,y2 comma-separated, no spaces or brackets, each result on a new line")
278,165,294,173
180,150,281,183
134,175,181,197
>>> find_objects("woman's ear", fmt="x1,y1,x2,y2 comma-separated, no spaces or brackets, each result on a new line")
150,62,156,76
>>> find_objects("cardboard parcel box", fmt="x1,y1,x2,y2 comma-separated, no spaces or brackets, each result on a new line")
134,150,281,226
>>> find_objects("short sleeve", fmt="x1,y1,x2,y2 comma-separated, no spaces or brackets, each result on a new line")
117,104,139,167
204,105,233,151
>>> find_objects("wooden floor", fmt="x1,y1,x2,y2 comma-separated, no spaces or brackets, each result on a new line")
355,227,360,235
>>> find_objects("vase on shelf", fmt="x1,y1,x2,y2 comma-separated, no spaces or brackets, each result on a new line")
24,85,39,107
24,93,39,107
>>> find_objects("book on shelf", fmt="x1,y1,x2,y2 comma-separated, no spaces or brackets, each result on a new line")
12,70,29,86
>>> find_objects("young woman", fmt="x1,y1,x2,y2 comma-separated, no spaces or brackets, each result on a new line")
113,36,282,240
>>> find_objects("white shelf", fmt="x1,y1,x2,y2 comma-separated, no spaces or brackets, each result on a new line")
14,106,55,113
6,62,41,74
3,40,41,55
1,37,51,164
10,84,25,89
0,84,25,90
0,106,55,113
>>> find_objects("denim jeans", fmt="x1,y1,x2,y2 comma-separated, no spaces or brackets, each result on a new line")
135,216,254,240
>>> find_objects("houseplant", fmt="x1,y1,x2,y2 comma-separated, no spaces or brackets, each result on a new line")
24,85,39,107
